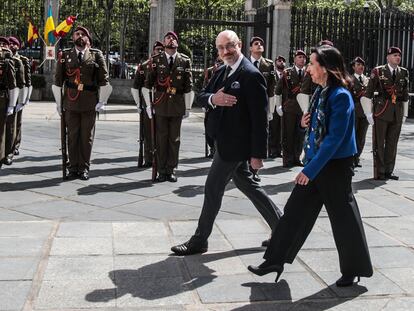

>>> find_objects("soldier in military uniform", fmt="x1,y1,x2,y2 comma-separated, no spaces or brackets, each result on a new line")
1,37,25,166
203,57,223,158
248,36,276,181
275,50,308,168
361,47,409,180
52,26,111,180
142,31,194,183
350,56,369,168
269,55,285,159
8,36,31,158
131,41,164,168
0,37,18,169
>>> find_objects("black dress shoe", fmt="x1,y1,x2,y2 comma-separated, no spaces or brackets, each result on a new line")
385,173,399,180
79,171,89,180
171,240,208,256
67,171,79,179
4,156,13,166
13,149,19,156
248,261,284,282
336,275,360,287
156,174,167,182
142,162,152,168
261,239,270,247
166,173,178,182
293,161,304,167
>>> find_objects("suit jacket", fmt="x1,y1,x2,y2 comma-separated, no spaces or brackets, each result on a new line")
365,64,409,122
350,74,369,119
55,47,109,112
197,56,268,161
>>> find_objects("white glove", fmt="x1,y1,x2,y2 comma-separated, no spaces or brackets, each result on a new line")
276,105,283,117
366,113,374,125
16,103,24,112
56,104,62,116
146,105,153,119
267,111,273,121
202,107,206,113
7,106,14,116
136,104,142,113
403,116,407,124
402,101,408,124
183,109,190,119
95,102,105,113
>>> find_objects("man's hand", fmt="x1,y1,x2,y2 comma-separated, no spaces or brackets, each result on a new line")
295,171,309,185
366,113,374,125
250,157,263,170
6,106,14,116
95,102,105,113
276,105,283,117
136,104,142,113
301,112,310,128
211,87,237,106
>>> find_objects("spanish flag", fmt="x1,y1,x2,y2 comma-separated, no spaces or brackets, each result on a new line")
44,3,56,45
55,15,77,38
27,21,39,45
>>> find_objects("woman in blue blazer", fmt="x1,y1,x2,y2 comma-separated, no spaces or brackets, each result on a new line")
248,45,373,287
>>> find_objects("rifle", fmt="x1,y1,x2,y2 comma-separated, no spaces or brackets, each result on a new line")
60,104,68,180
204,110,208,157
149,90,157,182
137,90,144,167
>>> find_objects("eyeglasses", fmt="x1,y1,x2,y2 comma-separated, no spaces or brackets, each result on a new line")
216,42,238,52
253,41,263,46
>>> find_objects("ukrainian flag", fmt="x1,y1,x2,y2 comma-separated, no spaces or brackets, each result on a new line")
44,3,56,45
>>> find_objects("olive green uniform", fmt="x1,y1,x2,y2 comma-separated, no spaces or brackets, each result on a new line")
133,60,152,164
145,52,192,175
350,73,369,166
276,67,308,166
5,54,24,161
13,53,30,154
54,47,109,173
0,47,16,165
364,64,409,178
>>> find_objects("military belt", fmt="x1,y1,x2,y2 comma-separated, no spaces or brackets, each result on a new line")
378,94,404,102
156,87,184,95
65,81,97,92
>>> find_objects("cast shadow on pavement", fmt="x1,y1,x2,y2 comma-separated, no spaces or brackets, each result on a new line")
85,248,263,303
234,280,367,310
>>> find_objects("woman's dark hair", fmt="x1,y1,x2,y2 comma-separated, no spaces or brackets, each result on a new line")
310,45,353,88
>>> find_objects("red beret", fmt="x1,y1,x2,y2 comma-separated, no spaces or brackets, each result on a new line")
387,46,401,55
74,26,92,44
276,55,286,62
8,36,20,48
164,31,178,42
0,36,9,45
250,36,264,46
295,50,306,58
318,40,334,47
351,56,365,66
153,41,164,50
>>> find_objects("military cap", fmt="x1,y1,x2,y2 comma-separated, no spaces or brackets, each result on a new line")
387,46,401,55
318,39,334,47
250,36,264,46
0,36,9,45
153,41,164,50
8,36,20,48
74,26,92,44
276,55,286,62
295,50,306,58
351,56,365,66
164,31,178,42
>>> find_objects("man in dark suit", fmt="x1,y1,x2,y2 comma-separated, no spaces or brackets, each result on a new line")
171,30,282,256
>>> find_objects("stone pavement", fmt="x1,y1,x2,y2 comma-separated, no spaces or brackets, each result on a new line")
1,102,414,311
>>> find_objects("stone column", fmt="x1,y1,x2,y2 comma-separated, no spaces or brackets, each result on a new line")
268,0,291,60
244,0,256,55
148,0,175,56
43,0,59,75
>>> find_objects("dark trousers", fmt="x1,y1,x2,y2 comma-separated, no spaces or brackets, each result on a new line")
65,110,96,172
155,115,182,174
282,112,304,164
5,110,17,157
204,113,215,150
268,113,282,155
0,99,6,162
264,157,373,278
374,118,402,175
13,109,23,152
192,152,282,243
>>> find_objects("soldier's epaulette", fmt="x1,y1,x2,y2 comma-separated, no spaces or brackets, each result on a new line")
151,52,164,61
399,66,408,74
19,55,29,62
263,58,274,64
89,48,102,53
178,53,190,59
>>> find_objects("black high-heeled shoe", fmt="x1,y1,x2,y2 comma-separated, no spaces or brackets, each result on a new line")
248,261,284,283
336,275,360,287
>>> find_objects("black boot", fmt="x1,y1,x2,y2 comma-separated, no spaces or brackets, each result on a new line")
336,275,360,287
